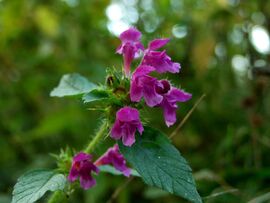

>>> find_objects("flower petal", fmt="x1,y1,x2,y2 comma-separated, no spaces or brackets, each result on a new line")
73,152,92,162
80,175,96,190
116,107,140,122
132,65,155,79
119,27,141,42
166,88,192,103
162,100,177,127
122,132,136,146
131,65,164,106
67,167,79,182
111,120,123,140
141,77,163,107
130,79,143,102
155,80,171,94
142,50,181,73
148,38,170,50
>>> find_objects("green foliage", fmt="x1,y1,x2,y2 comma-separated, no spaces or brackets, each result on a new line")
119,127,202,203
12,169,66,203
50,73,97,97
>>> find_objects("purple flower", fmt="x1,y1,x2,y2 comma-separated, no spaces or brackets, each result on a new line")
111,107,144,146
142,38,180,73
130,66,191,126
116,28,144,76
130,65,163,107
156,80,192,127
95,144,131,177
68,152,99,190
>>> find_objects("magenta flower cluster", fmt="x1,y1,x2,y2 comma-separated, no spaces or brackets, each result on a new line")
112,28,192,146
68,28,191,190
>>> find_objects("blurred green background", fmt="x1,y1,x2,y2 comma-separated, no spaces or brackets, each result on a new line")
0,0,270,202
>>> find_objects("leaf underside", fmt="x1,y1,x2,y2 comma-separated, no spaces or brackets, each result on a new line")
12,169,66,203
50,73,96,97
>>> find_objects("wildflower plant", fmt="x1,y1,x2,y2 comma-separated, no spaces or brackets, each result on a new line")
12,28,202,203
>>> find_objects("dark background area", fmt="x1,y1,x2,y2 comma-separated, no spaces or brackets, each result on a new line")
0,0,270,202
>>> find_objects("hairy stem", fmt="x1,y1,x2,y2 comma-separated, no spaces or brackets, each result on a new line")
85,121,108,153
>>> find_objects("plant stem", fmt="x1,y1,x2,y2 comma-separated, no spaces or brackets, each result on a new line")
85,121,108,153
169,94,206,139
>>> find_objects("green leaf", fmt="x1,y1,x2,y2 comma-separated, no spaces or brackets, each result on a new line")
118,127,202,203
99,165,140,177
12,169,66,203
50,73,96,97
82,89,109,103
